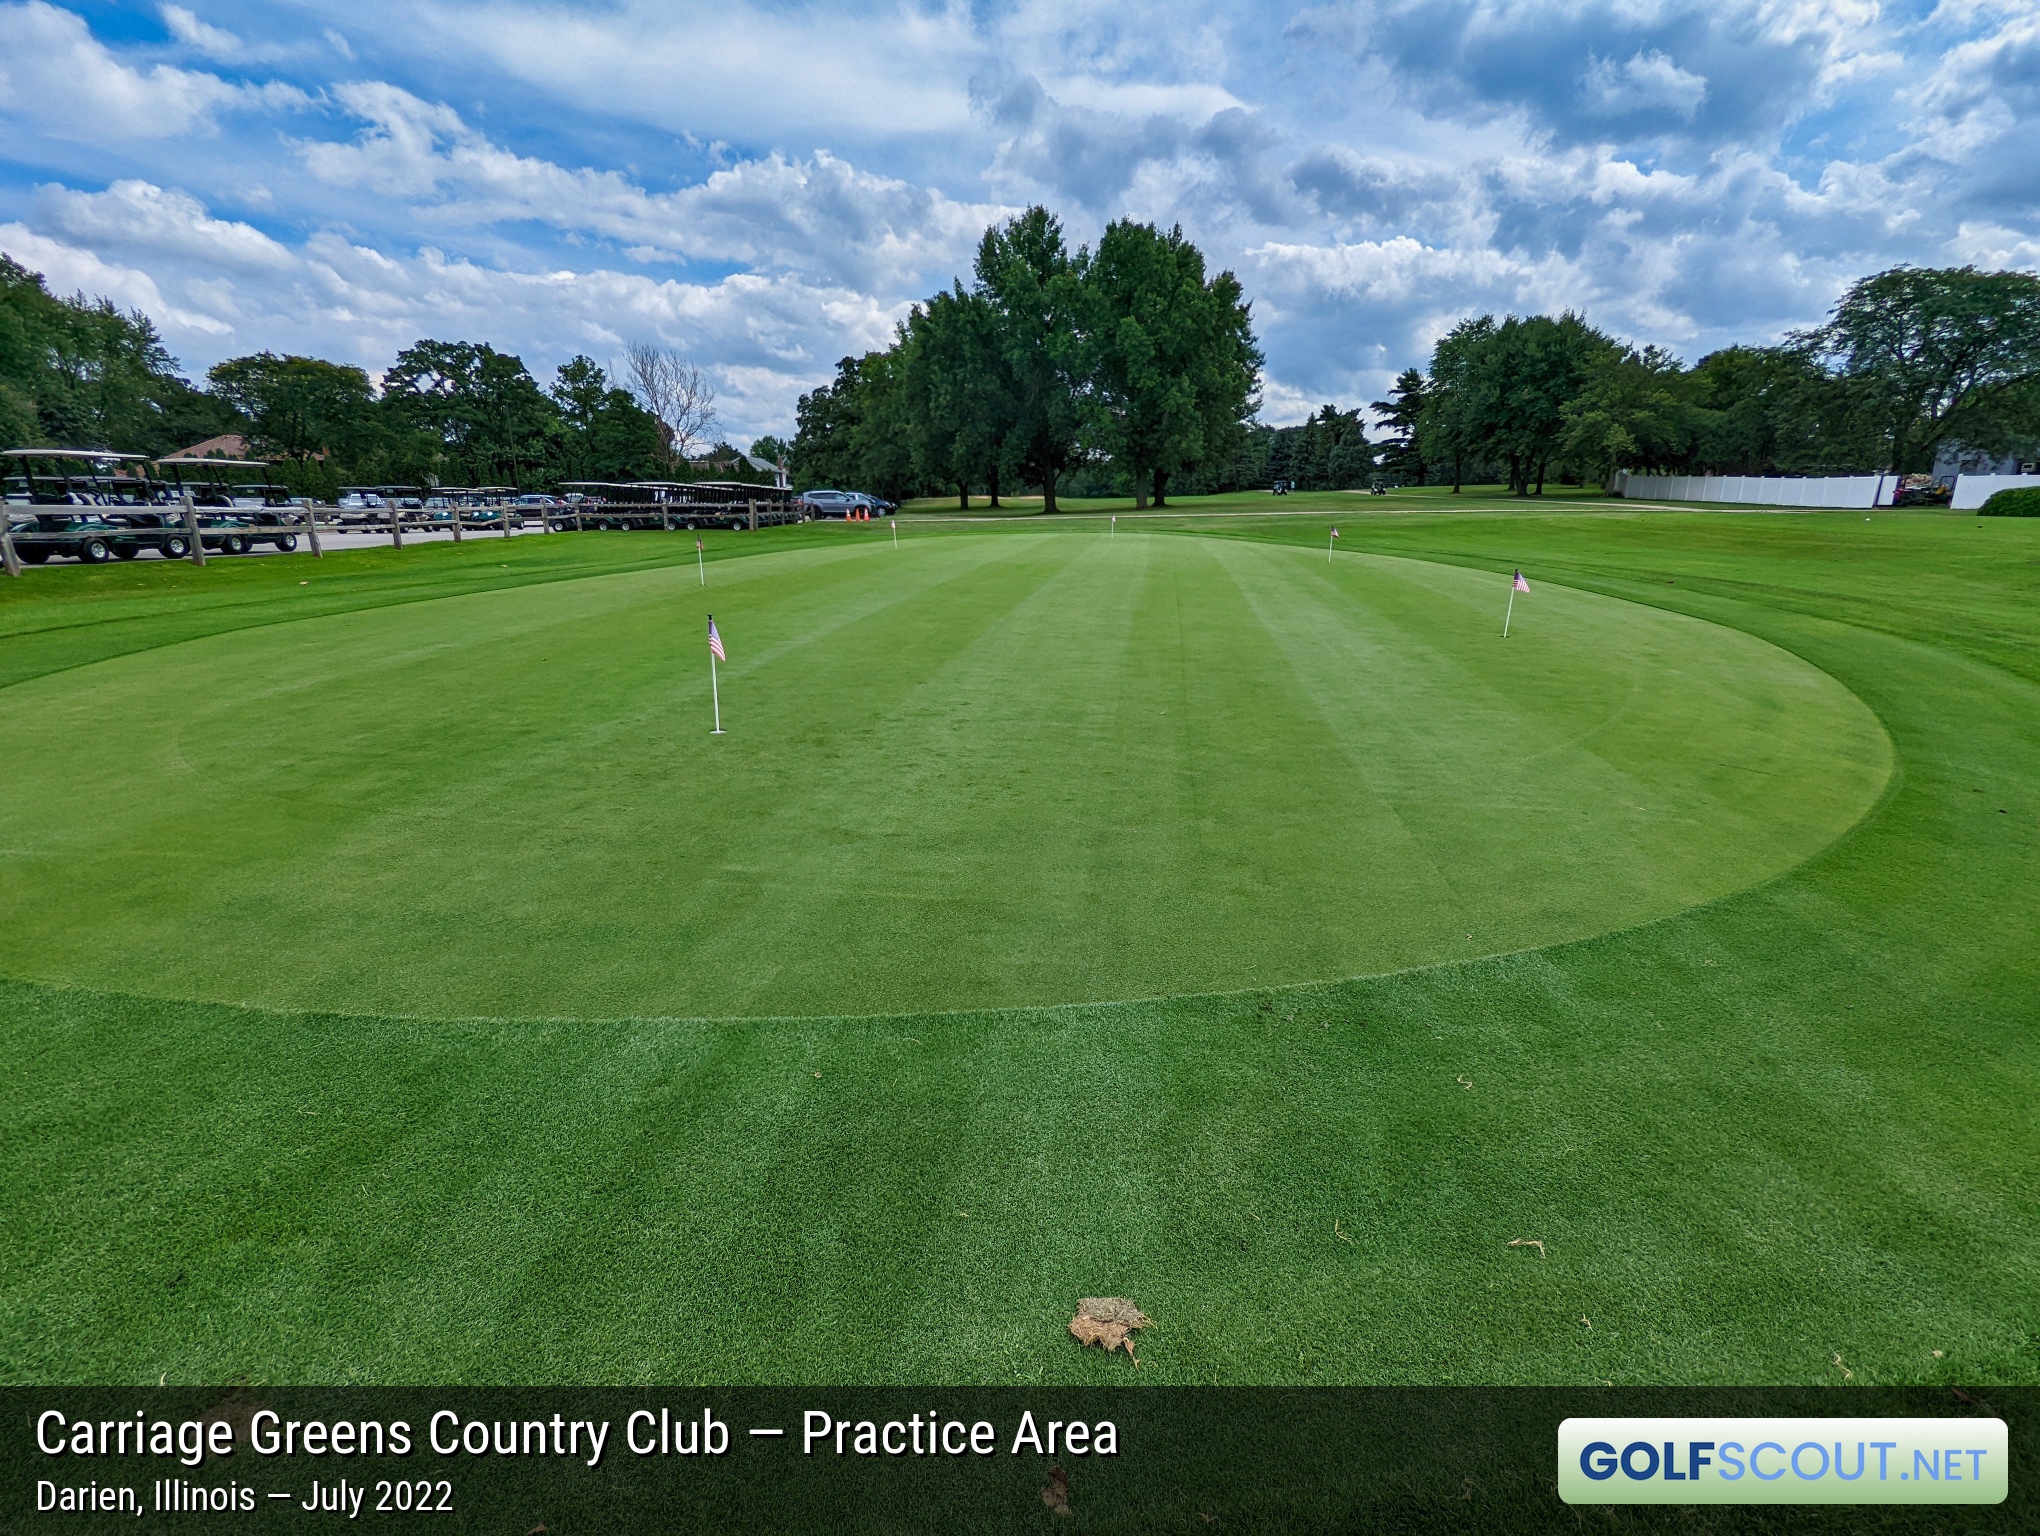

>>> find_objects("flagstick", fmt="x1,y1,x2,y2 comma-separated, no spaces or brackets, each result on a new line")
696,541,705,586
710,652,724,734
1328,528,1335,562
1502,587,1516,638
892,517,897,549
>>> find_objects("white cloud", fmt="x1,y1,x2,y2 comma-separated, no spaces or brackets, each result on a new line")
0,0,2035,440
301,83,1007,290
160,4,245,61
1580,50,1709,120
0,221,233,335
5,176,907,436
35,180,294,272
0,1,241,141
404,0,981,140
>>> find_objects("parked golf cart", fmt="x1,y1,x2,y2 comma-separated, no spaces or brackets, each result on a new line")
4,508,133,563
155,455,304,552
1,447,175,562
1891,474,1953,508
336,487,387,527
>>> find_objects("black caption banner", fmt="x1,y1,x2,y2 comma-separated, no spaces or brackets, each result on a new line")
5,1387,2030,1534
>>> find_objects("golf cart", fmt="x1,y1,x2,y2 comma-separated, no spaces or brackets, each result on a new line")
155,456,304,552
1891,474,1953,509
1,448,180,562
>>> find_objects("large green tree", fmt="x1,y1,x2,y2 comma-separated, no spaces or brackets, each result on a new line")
1799,265,2040,474
0,254,237,456
789,350,918,502
206,352,378,494
1423,312,1622,494
974,207,1087,513
1419,316,1498,492
1558,344,1688,485
381,340,558,487
902,284,1020,507
547,356,663,483
1082,219,1261,507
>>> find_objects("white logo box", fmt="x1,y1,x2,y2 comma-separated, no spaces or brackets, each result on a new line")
1557,1417,2007,1505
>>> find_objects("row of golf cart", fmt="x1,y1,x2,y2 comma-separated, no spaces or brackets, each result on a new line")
4,448,902,570
550,481,809,532
333,486,532,533
2,448,309,564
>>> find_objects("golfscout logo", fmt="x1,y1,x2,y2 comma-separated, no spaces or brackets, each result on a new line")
1558,1418,2007,1505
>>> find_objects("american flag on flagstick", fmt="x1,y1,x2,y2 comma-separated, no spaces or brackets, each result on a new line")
708,616,726,661
1514,569,1530,592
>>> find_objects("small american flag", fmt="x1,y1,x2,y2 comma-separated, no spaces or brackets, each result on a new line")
707,616,726,662
696,537,703,552
1513,570,1530,592
1331,528,1340,538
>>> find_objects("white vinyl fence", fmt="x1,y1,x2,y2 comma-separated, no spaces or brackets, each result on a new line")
1950,474,2040,510
1612,472,1891,508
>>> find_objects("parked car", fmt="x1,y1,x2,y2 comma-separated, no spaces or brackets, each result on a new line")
799,489,892,518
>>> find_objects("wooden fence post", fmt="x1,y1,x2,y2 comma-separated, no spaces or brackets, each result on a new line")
748,498,757,531
1,513,20,578
451,500,463,543
182,492,206,566
390,503,404,550
301,499,323,558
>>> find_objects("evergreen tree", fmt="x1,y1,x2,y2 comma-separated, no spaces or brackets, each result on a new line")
1370,367,1428,484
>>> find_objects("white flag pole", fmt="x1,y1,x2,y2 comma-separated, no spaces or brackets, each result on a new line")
1502,586,1516,639
710,651,724,734
892,516,898,549
1328,528,1335,562
696,538,705,587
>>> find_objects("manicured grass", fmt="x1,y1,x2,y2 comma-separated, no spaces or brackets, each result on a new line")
0,528,1885,1018
1,497,2034,1388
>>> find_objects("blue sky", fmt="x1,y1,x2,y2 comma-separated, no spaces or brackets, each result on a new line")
2,1,2036,443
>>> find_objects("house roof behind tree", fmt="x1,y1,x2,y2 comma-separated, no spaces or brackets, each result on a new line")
168,434,250,460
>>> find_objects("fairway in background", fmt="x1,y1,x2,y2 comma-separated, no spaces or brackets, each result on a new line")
0,530,1888,1018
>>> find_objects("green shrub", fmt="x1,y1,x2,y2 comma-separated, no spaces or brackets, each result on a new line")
1978,486,2040,516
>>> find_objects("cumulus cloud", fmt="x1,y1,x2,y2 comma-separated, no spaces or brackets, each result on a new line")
1580,49,1708,120
0,0,243,141
5,178,906,436
34,180,294,272
301,83,1005,290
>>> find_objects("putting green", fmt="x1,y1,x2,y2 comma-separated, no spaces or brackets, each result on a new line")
0,530,1889,1018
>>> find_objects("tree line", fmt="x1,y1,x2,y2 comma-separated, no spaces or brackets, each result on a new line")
1374,266,2040,493
791,208,1263,509
0,254,770,497
8,232,2035,506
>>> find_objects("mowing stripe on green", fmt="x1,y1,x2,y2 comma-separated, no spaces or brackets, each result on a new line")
0,531,1886,1018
